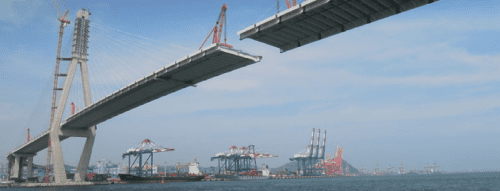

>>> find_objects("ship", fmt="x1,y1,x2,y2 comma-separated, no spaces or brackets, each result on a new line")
119,159,205,183
118,174,204,183
119,140,205,183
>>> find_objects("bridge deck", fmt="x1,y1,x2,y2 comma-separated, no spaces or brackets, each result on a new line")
237,0,439,52
9,44,261,156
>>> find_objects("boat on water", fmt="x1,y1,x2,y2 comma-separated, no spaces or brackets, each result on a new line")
119,158,205,183
118,174,204,183
211,163,272,181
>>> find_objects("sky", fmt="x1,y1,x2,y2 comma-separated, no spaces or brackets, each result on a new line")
0,0,499,173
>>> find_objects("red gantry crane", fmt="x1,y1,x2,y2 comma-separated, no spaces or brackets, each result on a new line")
199,4,232,50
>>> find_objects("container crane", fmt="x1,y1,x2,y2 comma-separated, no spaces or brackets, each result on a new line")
199,4,232,50
211,145,278,175
45,0,70,183
290,128,326,176
122,139,174,177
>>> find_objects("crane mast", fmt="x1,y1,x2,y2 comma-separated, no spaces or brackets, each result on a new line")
46,0,70,183
314,129,320,158
308,128,315,157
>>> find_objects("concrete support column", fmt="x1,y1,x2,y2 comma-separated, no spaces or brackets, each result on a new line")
74,60,96,182
26,156,33,178
7,157,13,180
49,59,79,184
74,126,96,182
11,156,22,179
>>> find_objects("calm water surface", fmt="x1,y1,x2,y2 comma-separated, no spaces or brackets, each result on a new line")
8,172,500,191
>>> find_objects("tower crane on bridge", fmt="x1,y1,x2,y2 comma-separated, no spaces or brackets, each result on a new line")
45,0,70,183
199,4,232,50
284,0,298,9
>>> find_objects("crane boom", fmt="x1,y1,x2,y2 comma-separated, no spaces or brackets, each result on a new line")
285,0,292,9
199,4,232,50
52,0,62,18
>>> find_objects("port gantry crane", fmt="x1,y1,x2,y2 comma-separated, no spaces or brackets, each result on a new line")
211,145,278,175
199,4,232,50
290,128,326,176
122,139,174,177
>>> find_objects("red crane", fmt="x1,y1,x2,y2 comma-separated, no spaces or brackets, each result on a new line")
284,0,298,9
45,0,70,183
284,0,296,9
199,4,232,50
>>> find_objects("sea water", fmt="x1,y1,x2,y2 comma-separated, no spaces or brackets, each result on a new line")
8,172,500,190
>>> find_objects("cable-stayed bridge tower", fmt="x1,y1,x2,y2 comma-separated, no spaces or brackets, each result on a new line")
7,8,94,184
48,8,94,184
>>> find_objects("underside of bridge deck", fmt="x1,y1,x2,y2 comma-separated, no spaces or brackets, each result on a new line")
238,0,439,52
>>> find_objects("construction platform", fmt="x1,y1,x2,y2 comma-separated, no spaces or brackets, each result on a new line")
238,0,440,52
9,43,262,157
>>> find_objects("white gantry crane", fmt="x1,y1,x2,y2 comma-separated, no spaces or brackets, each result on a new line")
122,139,174,177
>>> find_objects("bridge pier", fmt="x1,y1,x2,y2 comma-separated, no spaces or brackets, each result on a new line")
74,127,96,182
7,154,36,181
26,156,33,178
10,155,22,179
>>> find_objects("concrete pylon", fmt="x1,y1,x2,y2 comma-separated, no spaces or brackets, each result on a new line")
74,46,97,182
48,8,94,184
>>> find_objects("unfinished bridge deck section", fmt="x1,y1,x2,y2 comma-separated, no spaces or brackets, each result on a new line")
9,44,262,156
238,0,439,52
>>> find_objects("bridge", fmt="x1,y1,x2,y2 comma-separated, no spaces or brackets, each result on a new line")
8,43,262,159
6,0,440,186
6,8,261,185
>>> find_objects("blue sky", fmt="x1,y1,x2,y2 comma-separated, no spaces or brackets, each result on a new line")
0,0,499,172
